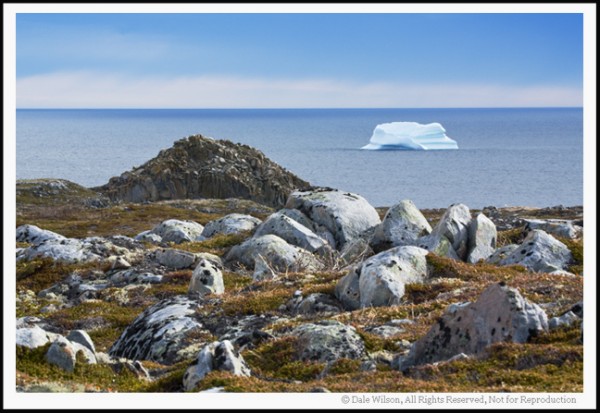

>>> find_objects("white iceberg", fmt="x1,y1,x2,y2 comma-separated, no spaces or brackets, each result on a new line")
361,122,458,150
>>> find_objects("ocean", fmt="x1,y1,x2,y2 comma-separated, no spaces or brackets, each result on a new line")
16,108,583,209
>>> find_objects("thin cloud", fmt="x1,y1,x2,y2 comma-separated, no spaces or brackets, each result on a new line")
16,71,583,108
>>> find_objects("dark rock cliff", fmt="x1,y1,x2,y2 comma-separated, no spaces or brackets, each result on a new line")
94,135,309,208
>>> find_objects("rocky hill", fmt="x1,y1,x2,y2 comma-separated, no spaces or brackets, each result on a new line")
94,135,309,208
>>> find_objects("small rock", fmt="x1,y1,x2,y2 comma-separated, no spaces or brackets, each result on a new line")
66,330,96,354
549,311,580,330
201,213,261,238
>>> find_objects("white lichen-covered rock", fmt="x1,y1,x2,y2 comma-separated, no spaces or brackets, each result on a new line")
154,248,197,269
45,336,96,372
109,296,209,364
201,213,261,238
416,233,460,260
225,234,322,276
254,211,332,255
110,270,163,286
357,246,429,308
334,267,361,311
293,293,343,316
16,224,66,245
16,325,53,349
183,340,251,392
429,203,472,260
278,208,316,231
66,330,96,354
189,259,224,296
150,219,205,244
548,311,580,330
524,219,583,239
467,213,497,263
285,188,381,250
486,244,519,265
134,230,163,244
291,320,366,363
499,230,572,272
370,200,432,252
400,282,548,370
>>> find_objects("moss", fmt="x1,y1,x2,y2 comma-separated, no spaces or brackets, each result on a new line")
16,344,147,392
16,258,102,293
404,281,458,304
222,272,253,292
143,361,190,392
557,237,583,274
496,228,525,248
176,232,251,255
328,358,362,375
357,330,402,353
221,283,295,316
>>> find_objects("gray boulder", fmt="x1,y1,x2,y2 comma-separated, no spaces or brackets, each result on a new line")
45,336,96,373
109,296,209,364
16,325,52,349
467,213,497,263
524,219,582,239
110,270,163,286
285,188,381,250
254,212,332,255
225,234,322,277
549,311,580,330
151,219,205,244
499,230,572,272
189,259,224,296
16,224,66,245
486,244,519,265
16,238,101,263
416,234,460,260
66,330,96,354
401,282,548,370
293,293,343,316
134,230,163,244
334,266,361,311
154,248,197,269
291,320,366,363
183,340,251,392
429,203,472,260
370,200,432,252
278,208,316,231
356,246,429,308
201,213,261,238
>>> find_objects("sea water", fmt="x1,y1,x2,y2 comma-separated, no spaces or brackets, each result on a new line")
16,108,583,208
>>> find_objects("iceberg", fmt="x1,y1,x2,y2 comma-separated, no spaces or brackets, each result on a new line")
361,122,458,150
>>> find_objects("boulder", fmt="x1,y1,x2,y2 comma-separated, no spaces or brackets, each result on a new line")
183,340,251,392
150,219,205,244
548,311,580,330
109,296,209,364
416,234,460,260
254,212,331,255
45,337,96,372
429,203,472,260
278,208,316,231
225,234,322,277
66,330,96,354
486,244,519,265
293,293,343,316
95,135,309,208
370,200,432,252
201,213,261,238
285,188,381,250
16,325,52,349
16,238,101,263
154,248,197,269
524,219,582,239
16,224,66,245
352,246,429,308
291,320,366,363
134,230,163,244
400,282,548,370
466,213,497,263
499,230,572,272
189,259,225,296
110,270,163,286
334,267,361,311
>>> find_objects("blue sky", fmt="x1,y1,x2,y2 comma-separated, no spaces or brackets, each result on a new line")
16,13,584,108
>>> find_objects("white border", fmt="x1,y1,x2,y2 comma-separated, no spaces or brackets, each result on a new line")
4,3,596,410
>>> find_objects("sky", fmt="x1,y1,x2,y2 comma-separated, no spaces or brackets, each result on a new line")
15,12,584,108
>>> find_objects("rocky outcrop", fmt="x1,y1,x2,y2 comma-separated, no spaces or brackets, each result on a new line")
466,213,497,263
183,340,251,391
498,230,572,272
291,320,366,363
285,188,381,250
145,219,205,244
400,283,548,370
95,135,309,208
201,214,261,238
426,203,472,260
370,200,432,252
109,296,209,364
523,219,582,239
